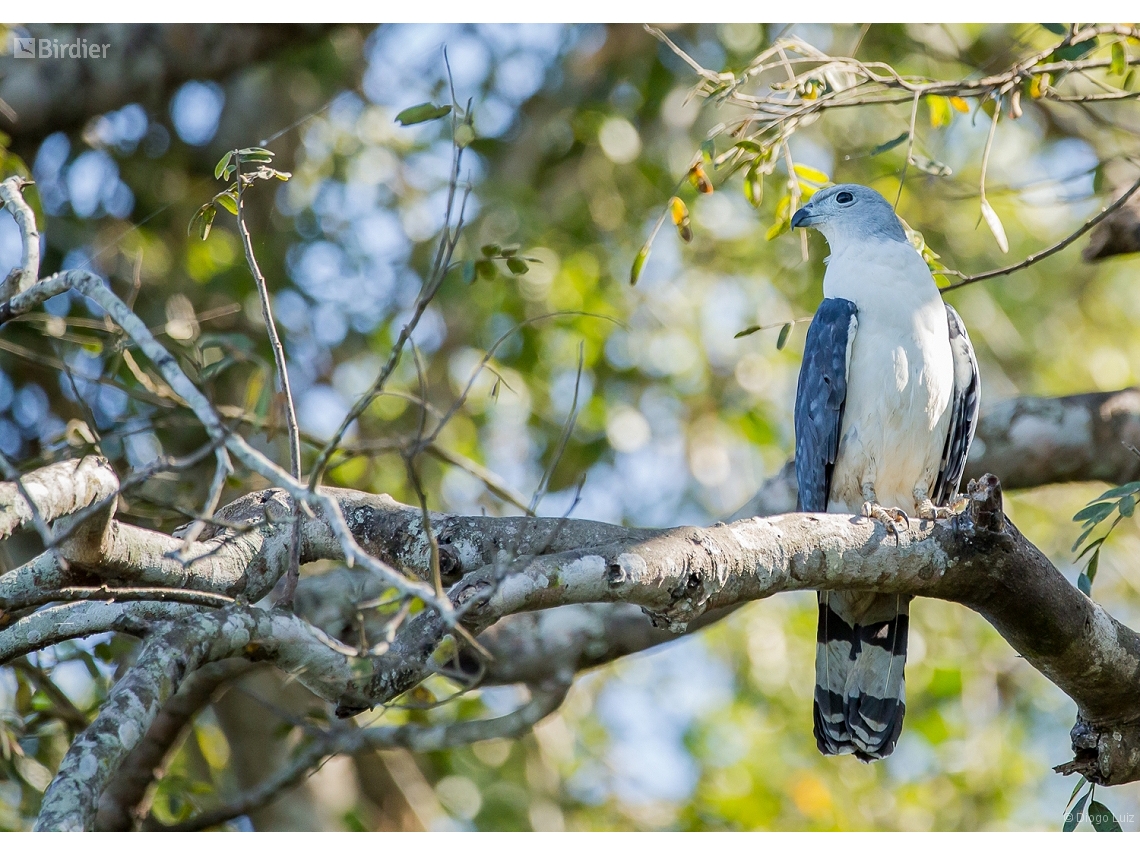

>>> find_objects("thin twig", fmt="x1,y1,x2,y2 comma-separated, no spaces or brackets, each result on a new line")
529,342,585,514
233,156,303,602
308,103,471,490
942,171,1140,292
894,90,921,210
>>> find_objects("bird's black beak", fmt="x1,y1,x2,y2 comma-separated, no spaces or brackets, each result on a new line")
790,205,817,229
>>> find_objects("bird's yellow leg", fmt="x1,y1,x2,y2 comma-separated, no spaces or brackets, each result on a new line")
914,485,954,520
860,482,910,540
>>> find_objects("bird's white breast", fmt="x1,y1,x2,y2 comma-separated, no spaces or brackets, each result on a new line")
822,240,954,514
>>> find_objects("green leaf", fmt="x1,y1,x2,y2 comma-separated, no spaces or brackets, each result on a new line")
1085,550,1101,585
1073,501,1118,524
188,204,216,241
980,198,1009,253
475,259,496,280
214,191,239,216
480,244,501,257
1076,536,1106,560
1089,800,1122,831
733,139,764,154
1111,42,1127,77
237,148,273,163
1065,776,1088,811
734,325,762,339
214,152,233,181
506,257,529,275
792,163,829,184
1063,792,1089,831
700,139,716,163
776,322,792,350
1095,482,1140,501
1041,23,1068,35
1120,494,1136,517
395,103,452,126
765,218,789,241
1052,39,1098,62
199,355,236,381
871,132,909,156
630,244,650,286
1077,572,1092,596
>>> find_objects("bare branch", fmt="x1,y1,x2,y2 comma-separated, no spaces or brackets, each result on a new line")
0,600,199,663
0,177,41,301
234,165,301,484
0,456,118,540
943,171,1140,291
308,130,470,489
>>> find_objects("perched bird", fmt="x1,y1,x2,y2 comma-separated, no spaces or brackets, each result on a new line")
789,184,979,760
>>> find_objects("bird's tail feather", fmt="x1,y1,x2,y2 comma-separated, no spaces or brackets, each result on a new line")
814,591,909,761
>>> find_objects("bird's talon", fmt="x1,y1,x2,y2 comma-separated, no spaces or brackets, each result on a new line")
861,502,909,540
916,498,954,520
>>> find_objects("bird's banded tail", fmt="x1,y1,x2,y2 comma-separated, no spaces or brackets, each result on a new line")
813,590,909,761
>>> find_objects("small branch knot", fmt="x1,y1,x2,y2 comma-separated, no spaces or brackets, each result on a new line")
966,473,1005,533
1055,715,1140,785
438,542,462,584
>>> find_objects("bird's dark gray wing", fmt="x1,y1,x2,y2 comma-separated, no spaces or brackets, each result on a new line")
932,303,980,506
795,298,858,512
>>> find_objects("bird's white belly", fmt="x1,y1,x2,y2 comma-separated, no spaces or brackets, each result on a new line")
828,319,953,515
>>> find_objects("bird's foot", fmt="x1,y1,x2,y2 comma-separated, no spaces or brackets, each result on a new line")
861,502,910,541
916,498,952,520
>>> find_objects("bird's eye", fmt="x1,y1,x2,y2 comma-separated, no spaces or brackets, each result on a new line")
836,191,854,204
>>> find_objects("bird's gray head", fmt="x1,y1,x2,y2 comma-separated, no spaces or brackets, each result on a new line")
789,184,908,246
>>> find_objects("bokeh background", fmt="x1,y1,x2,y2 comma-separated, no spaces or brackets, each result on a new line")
1,22,1140,830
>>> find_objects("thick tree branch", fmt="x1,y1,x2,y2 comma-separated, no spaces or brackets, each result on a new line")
312,477,1140,784
33,605,386,830
0,601,198,670
0,456,117,539
95,659,254,831
967,388,1140,490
